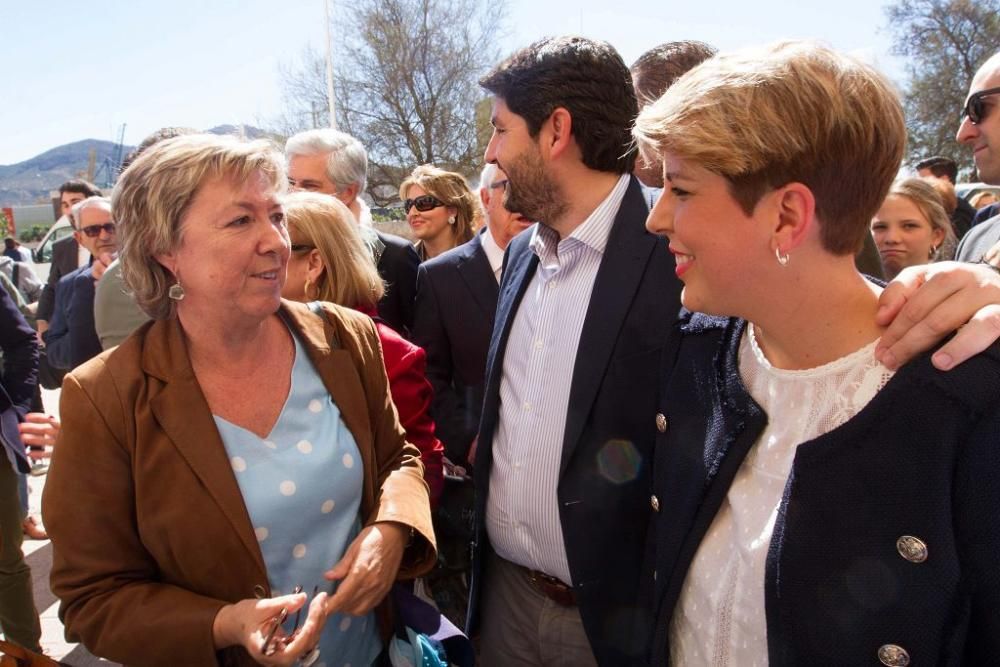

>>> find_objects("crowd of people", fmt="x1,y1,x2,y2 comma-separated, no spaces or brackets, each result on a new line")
2,32,1000,667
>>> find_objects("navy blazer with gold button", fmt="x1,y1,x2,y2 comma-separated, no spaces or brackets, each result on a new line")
647,312,1000,665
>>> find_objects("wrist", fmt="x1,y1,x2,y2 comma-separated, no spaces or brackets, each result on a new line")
211,604,237,649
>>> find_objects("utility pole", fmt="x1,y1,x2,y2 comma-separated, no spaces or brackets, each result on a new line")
325,0,337,130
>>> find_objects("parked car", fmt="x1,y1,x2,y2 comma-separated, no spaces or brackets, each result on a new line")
31,216,73,282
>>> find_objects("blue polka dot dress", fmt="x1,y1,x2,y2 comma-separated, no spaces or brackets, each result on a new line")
214,332,382,667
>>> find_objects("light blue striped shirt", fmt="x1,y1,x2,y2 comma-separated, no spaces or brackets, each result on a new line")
486,174,630,584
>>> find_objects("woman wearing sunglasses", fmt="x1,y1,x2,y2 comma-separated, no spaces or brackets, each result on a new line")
43,134,436,666
636,43,1000,665
281,190,444,506
399,165,480,261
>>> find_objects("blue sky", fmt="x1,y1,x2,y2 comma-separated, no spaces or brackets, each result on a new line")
0,0,905,165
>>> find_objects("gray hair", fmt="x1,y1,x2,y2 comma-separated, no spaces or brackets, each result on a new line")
479,163,499,192
70,196,112,230
285,128,368,192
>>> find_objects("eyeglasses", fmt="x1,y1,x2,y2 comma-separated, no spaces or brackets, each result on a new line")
403,194,445,213
489,179,508,191
254,584,321,664
961,87,1000,125
290,243,314,253
79,222,116,238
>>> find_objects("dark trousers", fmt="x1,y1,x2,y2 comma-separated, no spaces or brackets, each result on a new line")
0,455,41,651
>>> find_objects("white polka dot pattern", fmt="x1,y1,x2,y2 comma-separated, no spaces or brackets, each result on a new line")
280,480,296,496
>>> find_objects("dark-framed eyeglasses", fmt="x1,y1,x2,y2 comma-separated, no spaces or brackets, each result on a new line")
403,194,445,213
290,243,314,253
79,222,116,238
489,179,508,191
961,86,1000,125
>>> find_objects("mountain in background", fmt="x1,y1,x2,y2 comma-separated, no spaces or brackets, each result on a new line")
0,125,270,206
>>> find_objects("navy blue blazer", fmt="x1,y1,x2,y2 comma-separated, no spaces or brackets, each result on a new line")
0,288,38,473
37,233,80,323
648,313,1000,665
412,232,499,463
43,265,102,371
467,177,682,665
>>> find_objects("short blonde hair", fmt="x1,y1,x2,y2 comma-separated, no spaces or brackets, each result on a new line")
398,164,481,245
887,178,958,261
633,41,906,255
113,134,286,319
282,191,385,309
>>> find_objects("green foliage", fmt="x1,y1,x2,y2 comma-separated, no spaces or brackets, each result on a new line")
885,0,1000,178
19,224,50,243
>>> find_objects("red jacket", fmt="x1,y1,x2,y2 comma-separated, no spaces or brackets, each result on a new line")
357,305,444,505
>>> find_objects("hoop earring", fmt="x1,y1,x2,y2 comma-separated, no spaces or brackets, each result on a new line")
775,246,790,267
303,277,317,300
168,282,185,301
448,215,457,225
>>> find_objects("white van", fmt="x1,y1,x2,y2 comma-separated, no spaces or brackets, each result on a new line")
31,216,74,282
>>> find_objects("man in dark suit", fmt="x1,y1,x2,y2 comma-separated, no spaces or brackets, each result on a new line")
36,180,101,336
467,37,682,666
286,129,420,336
413,163,532,465
0,288,43,652
44,196,116,370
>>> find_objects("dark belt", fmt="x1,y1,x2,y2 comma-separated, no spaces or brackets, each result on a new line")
519,565,577,606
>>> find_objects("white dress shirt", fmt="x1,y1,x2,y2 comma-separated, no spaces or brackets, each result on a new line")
670,325,894,665
486,174,629,585
480,227,505,284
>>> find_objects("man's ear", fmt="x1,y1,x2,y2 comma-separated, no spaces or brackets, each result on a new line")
339,182,360,206
771,182,816,253
479,187,490,210
543,107,574,160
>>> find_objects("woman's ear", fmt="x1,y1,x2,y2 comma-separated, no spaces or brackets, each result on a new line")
931,225,946,249
306,249,325,283
772,182,816,253
154,251,177,277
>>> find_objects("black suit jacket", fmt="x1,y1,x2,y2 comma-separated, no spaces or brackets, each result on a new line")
42,265,102,370
0,288,38,474
38,234,81,323
375,230,420,338
467,177,682,665
412,233,498,463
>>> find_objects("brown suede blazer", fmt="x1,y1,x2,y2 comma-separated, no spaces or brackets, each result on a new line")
43,300,436,666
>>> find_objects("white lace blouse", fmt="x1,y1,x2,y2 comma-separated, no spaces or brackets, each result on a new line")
668,324,895,666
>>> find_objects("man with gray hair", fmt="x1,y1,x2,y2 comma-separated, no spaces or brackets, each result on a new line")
286,128,420,336
43,196,117,370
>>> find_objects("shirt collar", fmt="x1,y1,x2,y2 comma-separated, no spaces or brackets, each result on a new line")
528,173,630,264
480,227,505,279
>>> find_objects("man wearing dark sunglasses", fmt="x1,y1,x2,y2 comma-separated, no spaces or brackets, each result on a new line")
955,51,1000,265
43,197,117,370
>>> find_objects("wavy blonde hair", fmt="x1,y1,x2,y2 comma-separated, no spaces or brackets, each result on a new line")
113,134,286,319
282,191,385,309
399,164,481,245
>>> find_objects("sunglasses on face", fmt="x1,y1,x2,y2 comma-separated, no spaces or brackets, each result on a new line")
79,222,116,238
290,243,314,253
489,179,508,191
403,194,445,213
961,87,1000,125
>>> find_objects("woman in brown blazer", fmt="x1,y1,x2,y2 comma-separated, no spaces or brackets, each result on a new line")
42,134,436,666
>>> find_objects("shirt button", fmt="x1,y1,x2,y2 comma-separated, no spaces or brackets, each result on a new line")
650,495,660,512
655,413,668,433
896,536,928,563
535,339,544,349
523,401,531,411
878,644,910,666
548,281,557,289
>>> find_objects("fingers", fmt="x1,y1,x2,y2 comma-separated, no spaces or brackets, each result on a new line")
875,261,1000,369
19,414,60,448
984,241,1000,267
279,592,328,659
874,264,926,328
929,304,1000,370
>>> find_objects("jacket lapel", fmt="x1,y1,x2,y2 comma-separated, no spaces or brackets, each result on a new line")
559,178,658,474
145,317,267,578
